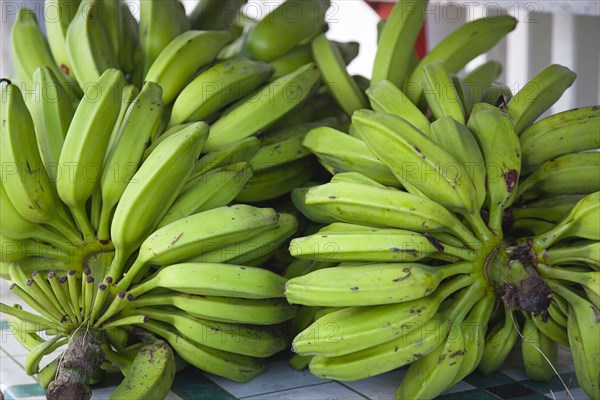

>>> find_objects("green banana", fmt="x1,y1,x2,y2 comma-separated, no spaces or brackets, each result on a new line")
204,63,321,152
511,195,582,223
159,162,253,228
302,127,401,186
140,320,266,382
65,0,118,87
145,30,232,104
97,81,164,240
534,192,600,249
244,0,329,61
10,8,76,94
131,307,286,357
128,263,287,299
170,57,274,126
302,181,480,245
190,213,298,265
57,68,125,240
353,110,484,227
520,105,600,171
462,60,503,108
29,66,74,184
396,323,466,400
292,275,473,356
109,333,175,400
371,0,428,87
44,0,82,84
521,314,557,381
450,295,496,386
530,312,569,347
127,293,297,325
467,102,521,233
285,262,473,306
190,0,248,30
289,227,472,262
24,335,67,375
505,65,577,134
108,123,209,281
366,79,431,136
311,33,368,115
404,16,517,105
537,265,599,299
548,282,600,399
308,284,483,381
430,116,487,210
0,182,72,246
117,205,279,290
270,45,314,79
422,60,466,124
0,83,79,243
235,158,318,203
478,306,519,374
540,241,599,268
191,136,261,178
516,152,600,198
139,0,189,76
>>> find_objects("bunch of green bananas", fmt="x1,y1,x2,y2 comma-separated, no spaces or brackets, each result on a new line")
284,2,600,399
1,0,357,398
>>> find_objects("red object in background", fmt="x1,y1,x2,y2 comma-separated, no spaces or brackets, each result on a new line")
365,1,427,59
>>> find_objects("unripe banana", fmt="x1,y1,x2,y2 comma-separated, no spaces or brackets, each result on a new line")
44,0,82,84
245,0,330,61
127,293,297,325
204,63,321,152
128,263,288,299
478,306,519,375
108,123,209,281
0,83,79,243
303,181,480,246
139,0,189,76
66,0,118,87
97,81,164,240
520,106,600,171
159,162,253,228
505,64,577,134
109,333,175,400
517,152,600,199
145,30,232,104
430,116,486,210
171,58,274,126
467,102,521,233
372,0,428,87
312,33,368,115
422,60,466,124
29,67,74,183
302,127,401,187
404,16,517,105
57,68,125,240
285,262,473,306
366,79,431,136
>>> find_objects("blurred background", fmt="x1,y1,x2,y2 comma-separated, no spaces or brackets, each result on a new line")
1,0,599,114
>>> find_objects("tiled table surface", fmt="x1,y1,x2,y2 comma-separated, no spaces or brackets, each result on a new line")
0,280,589,400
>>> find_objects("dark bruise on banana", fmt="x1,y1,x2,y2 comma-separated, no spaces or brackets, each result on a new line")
2,0,600,400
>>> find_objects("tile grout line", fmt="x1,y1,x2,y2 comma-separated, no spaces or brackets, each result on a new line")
237,380,339,399
336,381,372,400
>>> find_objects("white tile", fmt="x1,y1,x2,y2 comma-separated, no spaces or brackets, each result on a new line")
0,326,32,357
205,359,330,398
546,387,590,400
241,381,366,400
340,369,405,400
0,354,36,392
